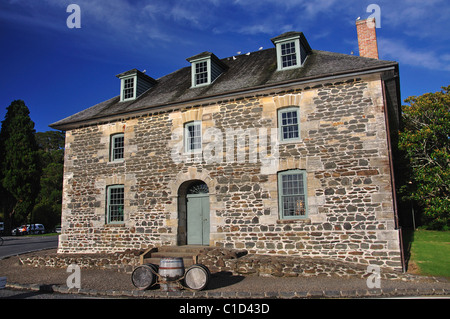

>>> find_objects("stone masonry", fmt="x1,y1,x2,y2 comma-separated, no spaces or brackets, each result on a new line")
59,73,403,271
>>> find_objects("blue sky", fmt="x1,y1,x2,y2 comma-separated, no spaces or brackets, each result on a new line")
1,0,449,132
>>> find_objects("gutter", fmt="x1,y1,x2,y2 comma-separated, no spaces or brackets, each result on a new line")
381,74,406,273
50,65,397,131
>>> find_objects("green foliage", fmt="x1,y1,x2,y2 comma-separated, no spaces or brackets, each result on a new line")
0,100,41,227
399,86,450,230
0,102,65,231
33,131,65,230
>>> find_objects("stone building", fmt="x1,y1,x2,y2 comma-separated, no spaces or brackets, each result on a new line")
51,19,404,271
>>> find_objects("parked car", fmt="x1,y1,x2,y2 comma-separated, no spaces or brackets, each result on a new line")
28,224,45,234
12,225,28,236
0,222,4,235
11,224,45,236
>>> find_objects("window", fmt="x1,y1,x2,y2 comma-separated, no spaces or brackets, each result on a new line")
187,52,227,88
123,77,135,100
110,133,124,161
185,121,202,152
107,185,124,224
195,61,208,86
271,32,309,71
278,107,300,141
278,170,307,219
281,41,297,68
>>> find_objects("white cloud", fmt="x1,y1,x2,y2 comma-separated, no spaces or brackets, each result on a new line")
377,0,450,40
379,37,450,71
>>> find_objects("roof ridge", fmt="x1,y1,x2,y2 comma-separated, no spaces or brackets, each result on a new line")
50,47,398,130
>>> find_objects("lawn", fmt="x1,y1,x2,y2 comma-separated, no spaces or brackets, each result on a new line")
407,230,450,278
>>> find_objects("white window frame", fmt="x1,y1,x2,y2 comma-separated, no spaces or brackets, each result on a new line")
120,75,136,101
278,107,301,142
190,58,210,88
274,37,301,71
184,121,202,153
106,185,125,224
278,170,308,220
110,133,125,162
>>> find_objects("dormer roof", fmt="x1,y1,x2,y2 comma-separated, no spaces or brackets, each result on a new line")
270,31,311,49
186,52,227,67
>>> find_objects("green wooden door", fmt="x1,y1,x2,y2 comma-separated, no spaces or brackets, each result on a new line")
186,193,210,245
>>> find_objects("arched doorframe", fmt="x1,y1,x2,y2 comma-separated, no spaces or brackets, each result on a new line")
177,179,210,245
167,169,217,246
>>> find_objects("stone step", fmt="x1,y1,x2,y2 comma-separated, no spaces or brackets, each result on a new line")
151,251,199,258
158,245,212,254
142,257,196,267
139,245,212,268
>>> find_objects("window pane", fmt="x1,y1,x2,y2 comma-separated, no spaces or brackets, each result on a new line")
123,78,134,99
186,122,201,151
281,42,297,68
195,61,208,85
108,186,124,223
280,109,299,140
282,195,306,217
112,135,124,160
280,172,306,217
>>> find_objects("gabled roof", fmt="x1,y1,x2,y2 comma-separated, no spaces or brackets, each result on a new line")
115,68,157,84
50,48,397,130
270,31,312,53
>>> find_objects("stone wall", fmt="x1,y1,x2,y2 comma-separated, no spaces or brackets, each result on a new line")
197,248,409,280
59,73,403,271
21,247,413,281
21,250,141,273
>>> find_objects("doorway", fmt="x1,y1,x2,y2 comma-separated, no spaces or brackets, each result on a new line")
177,180,210,245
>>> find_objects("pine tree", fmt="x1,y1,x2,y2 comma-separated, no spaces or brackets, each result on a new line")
0,100,41,231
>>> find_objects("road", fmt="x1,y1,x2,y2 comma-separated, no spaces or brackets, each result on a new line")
0,235,58,260
0,288,92,299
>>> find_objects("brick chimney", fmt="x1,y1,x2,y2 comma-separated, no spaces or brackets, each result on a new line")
356,17,379,59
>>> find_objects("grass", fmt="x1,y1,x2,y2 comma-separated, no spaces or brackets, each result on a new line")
406,229,450,278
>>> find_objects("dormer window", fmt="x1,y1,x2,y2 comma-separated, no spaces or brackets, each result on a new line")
187,52,228,88
271,32,312,71
195,61,208,85
281,41,298,68
116,69,157,102
123,77,135,100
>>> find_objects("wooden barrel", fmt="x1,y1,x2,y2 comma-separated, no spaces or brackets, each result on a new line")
159,257,185,291
131,263,159,290
183,264,210,291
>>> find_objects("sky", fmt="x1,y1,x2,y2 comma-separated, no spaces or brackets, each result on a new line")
0,0,449,133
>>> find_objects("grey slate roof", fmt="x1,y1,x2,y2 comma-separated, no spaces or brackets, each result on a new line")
50,47,397,130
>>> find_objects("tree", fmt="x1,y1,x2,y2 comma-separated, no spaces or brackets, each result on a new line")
0,100,41,230
399,85,450,230
33,131,65,230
